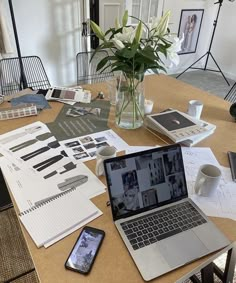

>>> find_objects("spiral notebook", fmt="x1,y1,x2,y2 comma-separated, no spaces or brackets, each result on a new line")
19,187,101,248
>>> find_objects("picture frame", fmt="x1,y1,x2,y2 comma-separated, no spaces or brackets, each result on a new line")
177,9,204,55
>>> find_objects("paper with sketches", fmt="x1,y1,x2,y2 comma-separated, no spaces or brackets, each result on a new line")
0,121,106,213
182,147,236,220
60,129,129,162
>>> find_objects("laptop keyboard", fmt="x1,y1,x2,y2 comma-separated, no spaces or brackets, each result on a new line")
120,201,207,250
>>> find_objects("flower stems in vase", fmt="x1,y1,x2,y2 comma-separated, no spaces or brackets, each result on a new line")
116,72,145,129
90,9,183,129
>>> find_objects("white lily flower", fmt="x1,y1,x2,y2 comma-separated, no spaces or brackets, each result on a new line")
114,26,136,43
166,35,184,67
112,38,125,50
150,11,171,37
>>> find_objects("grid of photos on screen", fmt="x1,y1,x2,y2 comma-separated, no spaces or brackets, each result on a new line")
106,148,187,218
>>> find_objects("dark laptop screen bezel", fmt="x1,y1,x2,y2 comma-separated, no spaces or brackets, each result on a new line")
104,144,188,221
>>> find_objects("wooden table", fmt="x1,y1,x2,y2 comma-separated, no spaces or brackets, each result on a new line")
1,74,236,283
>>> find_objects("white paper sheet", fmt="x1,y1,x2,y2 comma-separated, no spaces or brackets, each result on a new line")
60,129,129,162
182,147,236,220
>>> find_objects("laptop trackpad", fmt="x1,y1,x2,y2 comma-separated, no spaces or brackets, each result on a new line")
159,231,207,268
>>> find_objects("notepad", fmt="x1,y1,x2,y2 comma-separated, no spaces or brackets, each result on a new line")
19,187,100,248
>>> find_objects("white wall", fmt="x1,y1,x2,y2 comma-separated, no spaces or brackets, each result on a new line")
3,0,83,87
165,0,236,80
3,0,236,86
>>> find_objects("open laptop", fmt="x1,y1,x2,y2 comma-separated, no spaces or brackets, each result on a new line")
103,144,230,281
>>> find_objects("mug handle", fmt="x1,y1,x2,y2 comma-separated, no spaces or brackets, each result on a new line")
95,159,104,176
194,177,205,195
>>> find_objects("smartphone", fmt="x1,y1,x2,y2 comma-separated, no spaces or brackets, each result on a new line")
65,226,105,274
227,151,236,182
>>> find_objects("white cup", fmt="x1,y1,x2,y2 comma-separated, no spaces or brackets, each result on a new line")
95,146,116,176
187,100,203,119
144,99,154,114
194,164,221,197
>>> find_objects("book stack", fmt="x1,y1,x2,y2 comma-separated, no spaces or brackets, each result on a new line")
145,109,216,146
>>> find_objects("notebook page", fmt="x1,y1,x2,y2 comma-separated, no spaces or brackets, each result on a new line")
20,188,99,248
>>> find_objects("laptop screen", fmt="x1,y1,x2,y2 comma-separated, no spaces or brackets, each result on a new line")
104,144,188,221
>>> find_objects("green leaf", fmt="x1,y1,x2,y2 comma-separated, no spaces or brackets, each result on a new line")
117,43,139,59
97,57,109,71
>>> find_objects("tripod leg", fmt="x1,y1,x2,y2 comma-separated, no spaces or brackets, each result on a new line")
176,53,208,79
208,52,230,86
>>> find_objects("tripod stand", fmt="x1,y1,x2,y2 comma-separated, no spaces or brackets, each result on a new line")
176,0,230,86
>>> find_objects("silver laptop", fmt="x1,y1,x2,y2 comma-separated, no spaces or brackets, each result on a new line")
104,144,230,281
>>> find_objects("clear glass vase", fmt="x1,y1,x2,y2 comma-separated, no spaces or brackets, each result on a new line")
115,72,145,129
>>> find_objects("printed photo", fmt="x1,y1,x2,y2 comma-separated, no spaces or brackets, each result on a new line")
72,146,84,153
84,142,96,150
74,152,89,160
95,136,107,143
96,142,109,148
64,140,80,148
151,111,195,132
79,136,93,144
178,9,204,54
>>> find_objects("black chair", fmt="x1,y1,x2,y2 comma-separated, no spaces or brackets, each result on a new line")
0,56,51,96
76,50,113,85
224,82,236,103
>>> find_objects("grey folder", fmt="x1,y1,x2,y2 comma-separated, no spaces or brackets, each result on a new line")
104,144,230,281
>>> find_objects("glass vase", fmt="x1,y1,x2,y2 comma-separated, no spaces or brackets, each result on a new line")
115,72,145,129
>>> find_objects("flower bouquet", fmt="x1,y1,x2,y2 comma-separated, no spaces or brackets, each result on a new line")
90,10,183,129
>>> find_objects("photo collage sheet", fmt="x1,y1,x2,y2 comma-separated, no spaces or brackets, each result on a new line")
60,130,129,163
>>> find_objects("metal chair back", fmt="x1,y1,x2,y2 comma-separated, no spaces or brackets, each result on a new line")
76,50,113,85
0,56,51,96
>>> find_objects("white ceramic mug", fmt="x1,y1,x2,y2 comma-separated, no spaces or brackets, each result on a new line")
187,100,203,119
95,146,116,176
194,164,221,197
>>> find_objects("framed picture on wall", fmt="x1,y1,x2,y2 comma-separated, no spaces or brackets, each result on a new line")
177,9,204,55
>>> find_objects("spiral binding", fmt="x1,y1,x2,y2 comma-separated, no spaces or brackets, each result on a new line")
19,187,76,216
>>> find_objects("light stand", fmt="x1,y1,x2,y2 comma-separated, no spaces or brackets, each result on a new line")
8,0,28,89
176,0,230,86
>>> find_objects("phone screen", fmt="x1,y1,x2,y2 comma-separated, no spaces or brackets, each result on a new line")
65,226,105,274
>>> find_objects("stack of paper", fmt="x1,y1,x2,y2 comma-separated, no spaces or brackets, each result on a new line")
0,121,105,248
145,109,216,146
